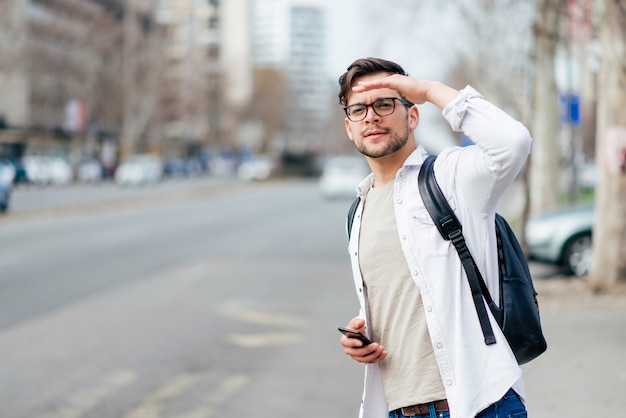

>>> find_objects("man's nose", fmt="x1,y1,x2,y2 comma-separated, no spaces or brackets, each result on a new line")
363,105,380,122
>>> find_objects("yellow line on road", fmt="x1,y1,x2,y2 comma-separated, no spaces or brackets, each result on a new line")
180,374,250,418
226,332,303,348
53,370,136,418
216,300,306,328
124,373,200,418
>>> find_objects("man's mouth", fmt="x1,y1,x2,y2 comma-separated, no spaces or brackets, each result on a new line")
364,129,388,138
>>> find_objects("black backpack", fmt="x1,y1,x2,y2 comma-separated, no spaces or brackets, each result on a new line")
346,155,547,365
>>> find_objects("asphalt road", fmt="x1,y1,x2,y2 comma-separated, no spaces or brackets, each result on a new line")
0,178,365,417
1,178,624,417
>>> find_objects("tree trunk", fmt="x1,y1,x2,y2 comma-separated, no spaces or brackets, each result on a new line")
590,0,626,288
530,0,566,214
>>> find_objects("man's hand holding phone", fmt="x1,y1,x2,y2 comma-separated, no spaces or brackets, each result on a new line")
338,318,388,364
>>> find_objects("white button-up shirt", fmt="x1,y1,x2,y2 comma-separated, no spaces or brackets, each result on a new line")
347,86,532,418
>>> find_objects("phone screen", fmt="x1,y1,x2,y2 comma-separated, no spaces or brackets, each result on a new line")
338,327,373,346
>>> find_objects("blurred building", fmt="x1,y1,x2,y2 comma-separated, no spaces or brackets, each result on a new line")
0,0,225,166
154,0,221,157
0,0,164,165
250,0,329,154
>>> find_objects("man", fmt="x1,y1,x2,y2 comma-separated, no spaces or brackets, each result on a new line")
338,57,532,418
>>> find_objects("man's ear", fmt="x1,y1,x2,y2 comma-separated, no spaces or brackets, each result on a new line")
409,106,419,129
345,118,355,142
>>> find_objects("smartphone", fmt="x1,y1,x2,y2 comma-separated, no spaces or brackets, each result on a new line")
338,327,373,346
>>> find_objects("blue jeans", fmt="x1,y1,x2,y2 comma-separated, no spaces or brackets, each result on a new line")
476,389,527,418
389,389,526,418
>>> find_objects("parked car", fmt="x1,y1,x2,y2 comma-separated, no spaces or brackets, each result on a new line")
163,156,204,177
77,158,104,182
319,155,370,199
22,155,72,186
525,205,594,277
0,158,16,184
115,154,163,186
0,157,29,184
0,179,10,213
237,155,275,181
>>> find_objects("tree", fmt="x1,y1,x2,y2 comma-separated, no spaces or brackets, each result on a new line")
529,0,566,214
119,3,165,160
590,0,626,288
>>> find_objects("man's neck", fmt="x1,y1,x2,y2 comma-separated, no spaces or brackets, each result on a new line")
367,145,415,187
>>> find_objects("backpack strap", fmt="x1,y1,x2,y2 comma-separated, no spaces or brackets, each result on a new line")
418,155,497,346
346,196,361,240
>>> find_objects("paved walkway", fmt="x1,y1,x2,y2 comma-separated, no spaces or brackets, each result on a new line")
523,278,626,416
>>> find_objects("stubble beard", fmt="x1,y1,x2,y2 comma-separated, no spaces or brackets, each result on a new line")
356,124,410,159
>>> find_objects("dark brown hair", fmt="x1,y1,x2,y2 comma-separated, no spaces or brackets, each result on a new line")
337,57,409,106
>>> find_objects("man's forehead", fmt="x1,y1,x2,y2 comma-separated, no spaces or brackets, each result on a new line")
347,72,396,104
347,88,398,105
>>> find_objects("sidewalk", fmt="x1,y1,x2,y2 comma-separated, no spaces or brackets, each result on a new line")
524,277,626,416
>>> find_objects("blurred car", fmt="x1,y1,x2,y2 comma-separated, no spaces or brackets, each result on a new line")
525,205,594,277
163,156,204,177
115,154,163,186
23,155,72,185
237,155,275,181
319,155,370,199
0,178,10,213
77,158,104,182
0,158,16,184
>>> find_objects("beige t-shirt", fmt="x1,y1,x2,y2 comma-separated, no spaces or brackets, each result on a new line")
359,180,446,411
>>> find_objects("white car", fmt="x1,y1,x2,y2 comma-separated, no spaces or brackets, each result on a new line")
319,155,370,199
115,154,163,186
23,156,72,185
0,158,16,184
237,156,275,181
525,205,594,277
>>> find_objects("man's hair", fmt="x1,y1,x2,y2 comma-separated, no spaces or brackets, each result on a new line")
338,57,409,106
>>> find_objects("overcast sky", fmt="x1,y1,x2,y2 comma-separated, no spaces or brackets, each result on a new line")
322,1,463,80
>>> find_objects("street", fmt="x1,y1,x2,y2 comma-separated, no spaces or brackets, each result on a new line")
0,179,364,417
0,179,624,417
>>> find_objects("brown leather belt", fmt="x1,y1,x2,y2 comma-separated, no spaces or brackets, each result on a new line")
399,399,449,416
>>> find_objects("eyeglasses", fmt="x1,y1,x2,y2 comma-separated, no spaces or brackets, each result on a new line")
343,97,413,122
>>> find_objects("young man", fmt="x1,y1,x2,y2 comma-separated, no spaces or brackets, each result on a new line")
338,57,532,418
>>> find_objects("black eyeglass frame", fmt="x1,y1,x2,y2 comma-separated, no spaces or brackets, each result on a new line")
343,97,414,122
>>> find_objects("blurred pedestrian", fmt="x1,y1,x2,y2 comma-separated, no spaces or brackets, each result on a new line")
338,57,532,418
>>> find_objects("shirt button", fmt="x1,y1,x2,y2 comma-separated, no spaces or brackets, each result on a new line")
447,380,453,386
437,343,443,349
412,270,418,276
397,199,403,204
401,234,407,240
426,306,433,312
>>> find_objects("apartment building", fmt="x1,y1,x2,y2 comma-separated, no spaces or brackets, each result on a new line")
251,0,329,153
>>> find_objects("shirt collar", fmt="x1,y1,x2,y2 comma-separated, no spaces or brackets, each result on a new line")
355,145,430,197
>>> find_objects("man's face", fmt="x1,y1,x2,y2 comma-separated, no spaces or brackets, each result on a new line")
344,73,419,159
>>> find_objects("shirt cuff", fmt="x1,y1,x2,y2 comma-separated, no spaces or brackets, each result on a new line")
442,85,484,132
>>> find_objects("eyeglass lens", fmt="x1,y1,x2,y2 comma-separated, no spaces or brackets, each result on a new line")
346,98,397,121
